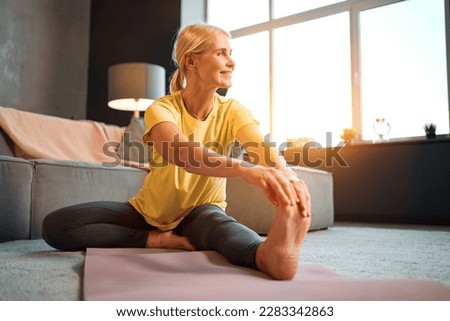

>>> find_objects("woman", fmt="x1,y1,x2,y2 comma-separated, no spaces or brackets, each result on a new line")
43,24,311,280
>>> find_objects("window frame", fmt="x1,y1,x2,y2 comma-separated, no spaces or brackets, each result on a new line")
207,0,450,143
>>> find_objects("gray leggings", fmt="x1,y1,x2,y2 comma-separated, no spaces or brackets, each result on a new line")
42,202,263,270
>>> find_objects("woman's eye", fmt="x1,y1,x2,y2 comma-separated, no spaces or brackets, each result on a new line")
217,50,231,57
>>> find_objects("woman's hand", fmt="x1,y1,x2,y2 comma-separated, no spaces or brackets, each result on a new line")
283,169,311,218
240,165,311,217
239,165,297,207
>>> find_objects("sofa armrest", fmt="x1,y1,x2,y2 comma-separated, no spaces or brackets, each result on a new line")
0,128,14,157
225,166,334,234
0,156,33,241
30,160,147,239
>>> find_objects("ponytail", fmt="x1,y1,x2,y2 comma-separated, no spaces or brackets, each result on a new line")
170,68,184,93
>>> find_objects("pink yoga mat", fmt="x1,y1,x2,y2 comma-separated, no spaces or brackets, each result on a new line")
83,248,450,301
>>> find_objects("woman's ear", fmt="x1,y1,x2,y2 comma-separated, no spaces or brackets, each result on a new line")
184,53,196,70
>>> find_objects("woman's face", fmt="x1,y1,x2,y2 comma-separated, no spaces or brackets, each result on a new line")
189,33,235,90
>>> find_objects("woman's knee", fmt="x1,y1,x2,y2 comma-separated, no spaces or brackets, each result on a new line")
175,205,238,248
42,205,84,250
180,205,235,236
41,210,64,249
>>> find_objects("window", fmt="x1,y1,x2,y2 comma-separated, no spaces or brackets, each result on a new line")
273,0,346,19
228,32,271,135
360,0,448,140
207,0,269,31
273,12,351,145
208,0,449,145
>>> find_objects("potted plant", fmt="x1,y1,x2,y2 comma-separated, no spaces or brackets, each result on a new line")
424,123,437,139
340,128,356,144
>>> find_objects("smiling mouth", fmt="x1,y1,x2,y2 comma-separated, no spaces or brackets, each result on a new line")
220,71,232,76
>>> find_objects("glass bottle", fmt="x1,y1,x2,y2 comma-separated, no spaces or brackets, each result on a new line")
373,118,391,143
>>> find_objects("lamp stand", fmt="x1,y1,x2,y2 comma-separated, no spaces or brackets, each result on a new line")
133,99,140,118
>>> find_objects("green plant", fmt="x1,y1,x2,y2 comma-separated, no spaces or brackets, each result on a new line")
424,123,437,138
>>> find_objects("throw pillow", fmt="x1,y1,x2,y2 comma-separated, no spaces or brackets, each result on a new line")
116,116,152,165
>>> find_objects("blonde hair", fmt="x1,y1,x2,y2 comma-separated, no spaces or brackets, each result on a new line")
170,24,230,93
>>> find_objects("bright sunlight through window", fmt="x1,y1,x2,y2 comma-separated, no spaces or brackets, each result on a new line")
228,32,271,136
273,12,352,146
360,0,448,140
273,0,346,19
208,0,449,146
207,0,269,31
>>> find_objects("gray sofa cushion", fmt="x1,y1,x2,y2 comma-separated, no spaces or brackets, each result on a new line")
226,166,334,234
31,160,147,239
0,156,33,241
0,128,14,157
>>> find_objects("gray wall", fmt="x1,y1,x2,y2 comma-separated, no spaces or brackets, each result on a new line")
86,0,181,126
0,0,91,119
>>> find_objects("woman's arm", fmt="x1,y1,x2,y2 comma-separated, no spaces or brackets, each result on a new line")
236,124,311,217
235,124,286,169
149,121,297,207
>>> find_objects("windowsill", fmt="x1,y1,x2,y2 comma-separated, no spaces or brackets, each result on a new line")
281,134,450,154
346,134,450,147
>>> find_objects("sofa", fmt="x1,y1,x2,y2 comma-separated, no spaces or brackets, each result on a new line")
0,107,334,299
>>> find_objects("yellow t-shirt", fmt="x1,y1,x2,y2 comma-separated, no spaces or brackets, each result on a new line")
129,91,258,231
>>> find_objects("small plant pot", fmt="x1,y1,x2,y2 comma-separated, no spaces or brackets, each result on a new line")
426,131,436,139
424,123,437,139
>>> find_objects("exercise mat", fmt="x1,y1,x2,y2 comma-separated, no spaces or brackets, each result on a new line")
83,248,450,301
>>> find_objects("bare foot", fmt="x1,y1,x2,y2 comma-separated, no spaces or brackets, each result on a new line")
146,230,196,251
255,204,311,280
